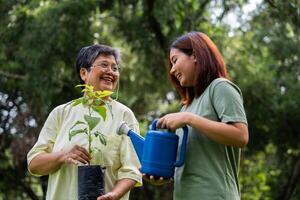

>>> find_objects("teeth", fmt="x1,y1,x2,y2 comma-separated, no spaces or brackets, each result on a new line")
102,77,113,82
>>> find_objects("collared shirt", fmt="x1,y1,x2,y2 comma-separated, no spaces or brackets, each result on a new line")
27,99,142,200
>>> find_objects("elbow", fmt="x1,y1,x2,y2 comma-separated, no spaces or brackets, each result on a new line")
238,136,248,148
28,159,47,176
238,130,249,148
28,162,40,175
231,123,249,148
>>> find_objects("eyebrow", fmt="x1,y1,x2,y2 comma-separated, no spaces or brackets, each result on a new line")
95,60,117,65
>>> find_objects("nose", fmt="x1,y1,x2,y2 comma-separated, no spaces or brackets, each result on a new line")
170,66,176,75
104,66,119,76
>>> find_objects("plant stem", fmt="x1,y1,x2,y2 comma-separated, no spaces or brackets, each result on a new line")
88,107,92,155
89,133,92,155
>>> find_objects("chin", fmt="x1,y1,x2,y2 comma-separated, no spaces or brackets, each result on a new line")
101,85,114,91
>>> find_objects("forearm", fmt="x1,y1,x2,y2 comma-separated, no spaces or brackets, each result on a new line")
28,151,66,175
111,178,136,199
186,113,248,147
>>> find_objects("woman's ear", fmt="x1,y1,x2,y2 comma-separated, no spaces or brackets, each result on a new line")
192,53,197,63
80,68,88,83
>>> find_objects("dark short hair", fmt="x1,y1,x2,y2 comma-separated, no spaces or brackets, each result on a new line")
75,44,120,83
168,31,230,105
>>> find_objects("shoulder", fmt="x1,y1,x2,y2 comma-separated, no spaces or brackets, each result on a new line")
111,100,135,114
111,100,139,132
46,100,79,123
209,78,243,97
50,101,73,114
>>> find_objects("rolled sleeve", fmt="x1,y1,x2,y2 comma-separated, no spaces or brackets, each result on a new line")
27,107,60,176
117,109,142,186
118,135,143,187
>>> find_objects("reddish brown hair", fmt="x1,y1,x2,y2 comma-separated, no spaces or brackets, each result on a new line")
168,31,230,105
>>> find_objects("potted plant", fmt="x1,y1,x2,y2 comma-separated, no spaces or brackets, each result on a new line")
68,84,113,200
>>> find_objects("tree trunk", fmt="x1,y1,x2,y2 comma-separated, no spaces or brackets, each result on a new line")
278,155,300,200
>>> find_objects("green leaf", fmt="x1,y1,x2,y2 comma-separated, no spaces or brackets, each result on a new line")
81,96,89,106
92,147,101,152
69,128,88,141
92,106,107,121
71,98,83,107
95,90,113,98
69,120,86,130
95,98,104,106
84,114,100,131
103,101,113,119
94,131,107,145
98,134,107,146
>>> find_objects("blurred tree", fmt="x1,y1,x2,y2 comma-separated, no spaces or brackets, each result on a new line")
224,1,300,199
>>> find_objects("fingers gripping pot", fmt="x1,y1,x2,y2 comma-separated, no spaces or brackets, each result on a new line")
117,120,188,178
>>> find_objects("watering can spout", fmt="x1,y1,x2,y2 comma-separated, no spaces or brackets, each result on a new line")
117,122,144,162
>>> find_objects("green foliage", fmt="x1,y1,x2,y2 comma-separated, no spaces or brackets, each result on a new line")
240,144,279,199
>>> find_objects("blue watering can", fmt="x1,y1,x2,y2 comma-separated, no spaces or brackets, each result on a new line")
117,120,188,178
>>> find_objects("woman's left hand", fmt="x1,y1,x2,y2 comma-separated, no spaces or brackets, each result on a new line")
97,192,118,200
142,174,173,186
157,112,190,131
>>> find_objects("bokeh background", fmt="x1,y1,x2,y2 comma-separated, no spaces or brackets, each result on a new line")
0,0,299,199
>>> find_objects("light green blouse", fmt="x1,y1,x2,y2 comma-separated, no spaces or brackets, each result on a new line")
27,99,142,200
174,78,248,200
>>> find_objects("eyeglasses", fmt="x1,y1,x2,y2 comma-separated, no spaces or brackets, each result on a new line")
91,61,120,74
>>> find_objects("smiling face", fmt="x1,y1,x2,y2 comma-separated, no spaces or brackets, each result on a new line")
80,54,119,91
169,48,197,87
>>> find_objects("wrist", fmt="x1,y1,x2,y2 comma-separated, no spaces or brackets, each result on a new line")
56,150,67,165
109,191,120,200
185,112,194,126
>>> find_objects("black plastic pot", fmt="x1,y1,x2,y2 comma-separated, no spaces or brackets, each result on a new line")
78,165,105,200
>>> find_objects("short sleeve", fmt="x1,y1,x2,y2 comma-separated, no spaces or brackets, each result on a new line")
123,109,140,133
210,80,248,125
27,106,61,176
117,109,142,186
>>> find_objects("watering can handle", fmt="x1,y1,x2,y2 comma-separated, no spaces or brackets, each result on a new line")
150,119,158,130
174,126,188,167
151,119,188,167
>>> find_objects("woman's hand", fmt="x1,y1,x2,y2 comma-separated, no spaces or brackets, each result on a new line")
97,179,136,200
97,192,118,200
142,174,173,186
157,112,190,131
63,145,91,165
28,144,91,175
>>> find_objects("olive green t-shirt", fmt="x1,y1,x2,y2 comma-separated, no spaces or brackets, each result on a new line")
174,78,248,200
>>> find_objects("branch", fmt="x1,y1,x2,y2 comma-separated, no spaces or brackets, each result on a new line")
144,0,167,50
265,0,277,8
278,155,300,200
194,0,210,23
18,178,40,200
0,70,26,80
199,0,210,14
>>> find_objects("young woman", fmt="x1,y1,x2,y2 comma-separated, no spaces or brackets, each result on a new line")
27,44,142,200
157,32,248,200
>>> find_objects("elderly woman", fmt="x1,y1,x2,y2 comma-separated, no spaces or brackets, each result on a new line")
27,44,142,200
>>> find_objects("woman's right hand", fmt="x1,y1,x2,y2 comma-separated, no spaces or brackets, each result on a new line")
63,145,91,165
28,145,91,175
